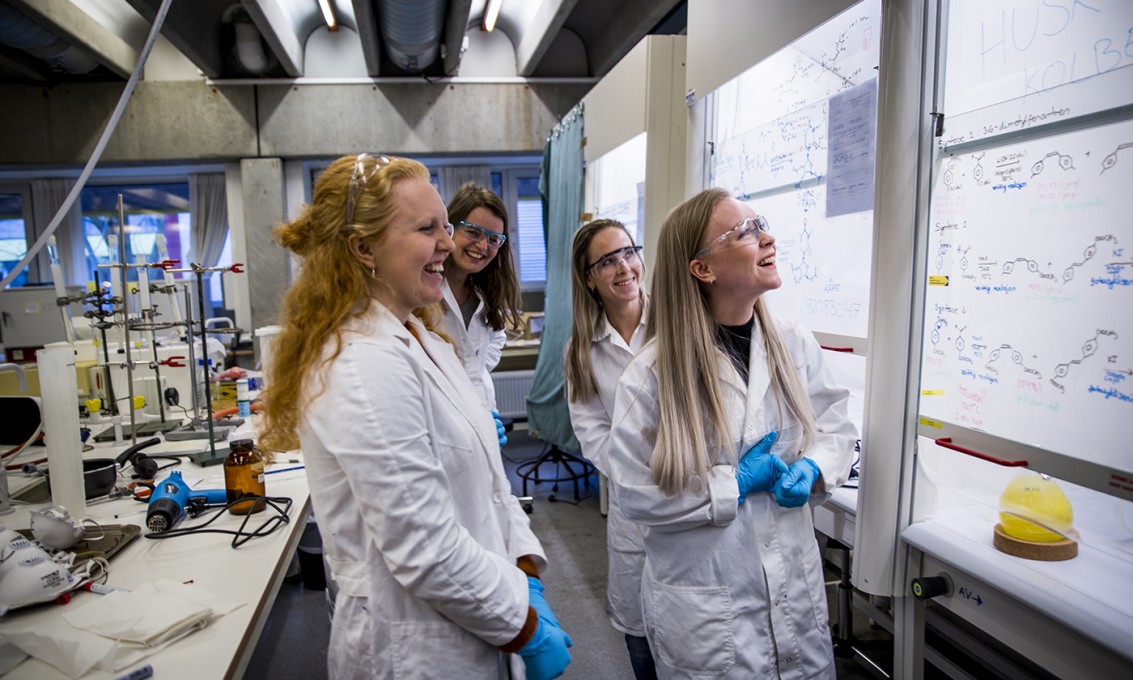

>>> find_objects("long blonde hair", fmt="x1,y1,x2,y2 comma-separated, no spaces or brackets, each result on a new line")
647,188,816,494
565,219,644,403
259,155,431,452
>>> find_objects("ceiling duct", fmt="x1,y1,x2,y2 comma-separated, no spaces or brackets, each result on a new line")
377,0,445,73
0,2,98,74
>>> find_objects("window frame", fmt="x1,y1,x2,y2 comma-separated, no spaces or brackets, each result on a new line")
0,182,38,285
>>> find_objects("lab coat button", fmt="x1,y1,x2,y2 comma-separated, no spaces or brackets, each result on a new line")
786,656,793,663
764,541,771,547
492,492,502,503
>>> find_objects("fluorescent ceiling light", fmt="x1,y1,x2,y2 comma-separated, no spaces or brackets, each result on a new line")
317,0,338,31
482,0,502,32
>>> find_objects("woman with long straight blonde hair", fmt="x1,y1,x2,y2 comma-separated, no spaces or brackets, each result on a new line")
260,154,571,680
564,219,655,679
607,188,857,679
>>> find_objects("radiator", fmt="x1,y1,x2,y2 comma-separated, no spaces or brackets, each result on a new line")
492,369,535,419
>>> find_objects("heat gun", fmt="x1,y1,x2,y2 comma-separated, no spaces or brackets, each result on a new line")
146,470,228,533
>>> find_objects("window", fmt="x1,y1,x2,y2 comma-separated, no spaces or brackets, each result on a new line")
80,183,190,287
501,172,546,291
0,187,32,287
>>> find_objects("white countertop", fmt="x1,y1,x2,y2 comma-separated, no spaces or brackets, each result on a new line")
903,506,1133,664
0,439,310,680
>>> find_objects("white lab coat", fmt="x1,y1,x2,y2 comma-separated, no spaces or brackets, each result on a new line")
566,299,650,637
440,280,508,411
608,315,857,680
299,301,545,680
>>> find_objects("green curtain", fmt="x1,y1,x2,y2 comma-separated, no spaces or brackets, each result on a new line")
526,104,584,451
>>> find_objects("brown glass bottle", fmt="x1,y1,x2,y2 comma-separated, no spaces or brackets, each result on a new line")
224,439,266,514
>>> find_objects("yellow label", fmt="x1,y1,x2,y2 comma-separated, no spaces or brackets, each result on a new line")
928,275,949,286
922,389,944,396
919,417,943,428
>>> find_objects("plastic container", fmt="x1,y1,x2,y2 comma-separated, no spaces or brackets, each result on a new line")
223,438,266,514
236,378,251,418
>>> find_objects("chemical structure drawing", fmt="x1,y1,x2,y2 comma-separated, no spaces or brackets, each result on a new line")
789,189,820,283
1100,142,1132,174
1001,257,1052,280
1049,330,1117,393
955,245,971,275
935,242,950,272
972,152,986,184
986,344,1041,379
1030,151,1075,178
942,157,961,189
930,316,949,353
997,234,1118,283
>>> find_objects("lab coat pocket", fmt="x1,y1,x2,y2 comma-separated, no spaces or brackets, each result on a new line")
647,581,736,675
800,534,831,633
390,621,496,679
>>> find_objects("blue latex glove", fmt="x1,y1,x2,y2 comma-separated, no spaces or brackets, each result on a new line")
527,577,561,628
774,457,822,508
492,410,508,448
736,431,786,504
519,620,573,680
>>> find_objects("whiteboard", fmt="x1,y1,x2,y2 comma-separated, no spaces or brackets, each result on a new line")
919,118,1132,471
710,0,880,338
939,0,1133,147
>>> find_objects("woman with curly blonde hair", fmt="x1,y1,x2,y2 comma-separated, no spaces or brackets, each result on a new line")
260,154,571,680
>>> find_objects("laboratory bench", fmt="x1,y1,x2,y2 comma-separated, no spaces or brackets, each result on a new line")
0,436,311,680
903,508,1133,680
812,481,1133,679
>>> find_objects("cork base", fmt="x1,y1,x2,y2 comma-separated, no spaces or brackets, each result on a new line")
993,523,1078,561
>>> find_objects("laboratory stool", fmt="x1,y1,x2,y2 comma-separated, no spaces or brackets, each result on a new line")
515,440,596,504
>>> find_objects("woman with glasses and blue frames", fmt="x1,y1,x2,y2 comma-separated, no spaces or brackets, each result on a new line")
438,183,524,414
260,155,571,680
607,189,857,679
564,219,656,680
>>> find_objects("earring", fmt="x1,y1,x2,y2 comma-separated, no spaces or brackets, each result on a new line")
369,267,376,279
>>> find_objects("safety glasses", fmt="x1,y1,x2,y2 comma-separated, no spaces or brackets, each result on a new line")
586,245,644,276
345,153,391,225
455,220,507,249
693,215,770,260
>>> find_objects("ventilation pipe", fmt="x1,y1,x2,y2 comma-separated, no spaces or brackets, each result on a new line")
223,4,272,76
0,3,98,74
234,20,269,74
377,0,445,73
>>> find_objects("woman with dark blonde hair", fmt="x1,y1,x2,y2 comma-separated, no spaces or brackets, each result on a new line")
608,188,857,679
260,154,571,680
439,182,524,411
564,219,655,679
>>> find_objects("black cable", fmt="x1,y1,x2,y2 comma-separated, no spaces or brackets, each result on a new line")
143,496,294,549
147,455,182,475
